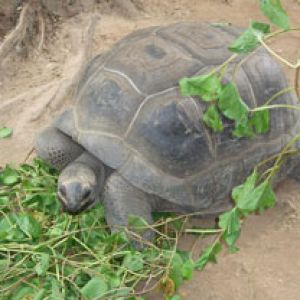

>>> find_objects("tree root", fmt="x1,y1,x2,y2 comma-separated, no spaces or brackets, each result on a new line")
31,13,99,120
0,2,35,66
37,8,46,52
0,81,58,114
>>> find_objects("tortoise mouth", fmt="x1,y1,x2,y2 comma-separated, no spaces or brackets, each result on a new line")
58,194,96,215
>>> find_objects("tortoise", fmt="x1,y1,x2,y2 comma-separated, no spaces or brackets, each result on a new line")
36,22,300,237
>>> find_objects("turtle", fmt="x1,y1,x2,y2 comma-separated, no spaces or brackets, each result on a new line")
36,22,300,238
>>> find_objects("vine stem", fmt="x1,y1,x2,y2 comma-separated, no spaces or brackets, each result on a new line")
251,103,300,112
259,38,300,69
184,228,224,234
266,133,300,182
265,27,300,40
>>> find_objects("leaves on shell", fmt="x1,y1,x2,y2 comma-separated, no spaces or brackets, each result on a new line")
179,72,270,137
218,82,249,120
179,73,222,101
229,21,270,54
203,105,223,133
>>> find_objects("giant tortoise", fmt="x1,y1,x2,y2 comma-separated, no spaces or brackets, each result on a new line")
36,22,299,235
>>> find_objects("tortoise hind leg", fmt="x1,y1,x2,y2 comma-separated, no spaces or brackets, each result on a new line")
35,127,84,171
103,173,156,245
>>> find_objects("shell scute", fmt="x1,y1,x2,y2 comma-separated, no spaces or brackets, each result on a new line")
105,33,203,94
76,70,144,136
126,90,213,178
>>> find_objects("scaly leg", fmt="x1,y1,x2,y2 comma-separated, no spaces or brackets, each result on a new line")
35,127,83,170
103,173,156,245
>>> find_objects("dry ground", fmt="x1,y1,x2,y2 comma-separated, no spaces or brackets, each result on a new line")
0,0,300,299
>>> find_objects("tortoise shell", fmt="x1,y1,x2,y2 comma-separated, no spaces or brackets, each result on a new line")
54,22,299,211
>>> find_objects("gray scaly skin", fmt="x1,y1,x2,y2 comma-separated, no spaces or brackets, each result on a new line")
36,22,300,241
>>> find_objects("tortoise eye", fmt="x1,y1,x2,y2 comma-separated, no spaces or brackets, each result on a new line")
82,188,91,199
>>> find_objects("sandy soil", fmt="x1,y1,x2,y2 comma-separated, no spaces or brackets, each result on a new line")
0,1,300,299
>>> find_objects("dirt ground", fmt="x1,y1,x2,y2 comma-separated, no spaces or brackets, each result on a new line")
1,0,300,299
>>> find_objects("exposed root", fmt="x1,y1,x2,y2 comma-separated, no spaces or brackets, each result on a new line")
114,0,141,18
31,13,99,120
37,9,46,52
0,3,35,66
0,81,58,114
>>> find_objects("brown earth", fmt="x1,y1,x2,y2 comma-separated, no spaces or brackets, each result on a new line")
0,1,300,299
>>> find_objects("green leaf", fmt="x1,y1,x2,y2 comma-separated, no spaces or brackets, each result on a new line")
179,73,222,101
250,109,270,134
0,166,19,186
0,196,9,206
80,277,108,299
35,253,50,276
167,252,185,290
257,182,276,213
0,214,25,241
260,0,290,30
203,105,223,132
194,242,222,270
16,215,41,239
106,274,121,289
233,115,254,138
219,208,241,248
0,127,13,139
128,215,148,234
50,278,63,300
218,83,249,121
181,259,194,280
229,28,260,54
232,171,258,205
229,21,270,54
123,252,144,272
251,21,271,34
238,181,267,212
10,285,34,300
33,289,46,300
234,173,276,214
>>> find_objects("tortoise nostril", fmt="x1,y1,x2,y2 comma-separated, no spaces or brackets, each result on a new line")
59,185,67,197
82,188,91,199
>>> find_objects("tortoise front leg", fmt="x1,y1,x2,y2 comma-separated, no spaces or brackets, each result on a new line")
103,173,156,245
35,127,84,170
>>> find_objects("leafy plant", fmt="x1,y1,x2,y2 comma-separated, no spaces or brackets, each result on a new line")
0,159,199,299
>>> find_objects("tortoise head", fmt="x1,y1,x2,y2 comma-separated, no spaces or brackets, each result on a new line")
57,160,104,214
